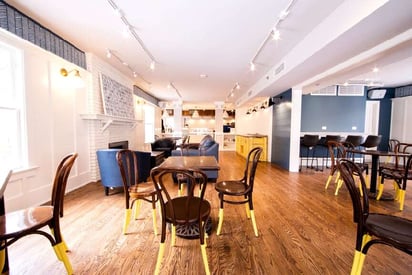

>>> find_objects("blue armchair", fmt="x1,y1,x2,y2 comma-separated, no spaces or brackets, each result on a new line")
171,135,219,181
96,149,151,195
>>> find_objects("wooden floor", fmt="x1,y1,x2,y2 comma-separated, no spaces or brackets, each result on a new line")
7,151,412,274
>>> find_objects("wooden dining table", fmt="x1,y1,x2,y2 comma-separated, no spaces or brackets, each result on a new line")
155,156,220,238
347,149,410,200
156,155,220,172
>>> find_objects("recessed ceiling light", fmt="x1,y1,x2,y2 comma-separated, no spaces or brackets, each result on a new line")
373,67,379,73
200,74,208,79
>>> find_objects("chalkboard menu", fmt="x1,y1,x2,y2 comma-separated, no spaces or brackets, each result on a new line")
100,73,135,119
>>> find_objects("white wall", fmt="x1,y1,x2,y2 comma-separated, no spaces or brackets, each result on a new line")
235,106,273,161
391,96,412,142
1,29,90,211
84,53,145,181
1,29,145,211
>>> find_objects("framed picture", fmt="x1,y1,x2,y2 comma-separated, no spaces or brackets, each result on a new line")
99,73,134,119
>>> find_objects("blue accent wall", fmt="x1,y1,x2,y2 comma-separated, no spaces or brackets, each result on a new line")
271,90,292,169
301,95,366,132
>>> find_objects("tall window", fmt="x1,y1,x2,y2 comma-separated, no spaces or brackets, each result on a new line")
144,104,155,143
0,42,27,170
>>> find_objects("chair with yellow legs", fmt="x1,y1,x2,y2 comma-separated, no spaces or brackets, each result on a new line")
324,141,346,194
0,153,77,274
151,167,211,275
338,159,412,275
215,147,262,237
117,150,158,235
378,152,412,210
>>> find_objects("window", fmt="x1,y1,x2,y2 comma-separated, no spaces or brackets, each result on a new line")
144,104,155,143
0,42,27,170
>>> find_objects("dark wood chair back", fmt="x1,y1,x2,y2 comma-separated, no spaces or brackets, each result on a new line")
337,158,412,274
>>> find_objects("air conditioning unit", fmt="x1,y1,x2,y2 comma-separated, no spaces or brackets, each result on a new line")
367,89,386,99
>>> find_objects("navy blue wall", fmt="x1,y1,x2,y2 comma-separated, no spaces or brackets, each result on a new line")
301,95,366,132
271,90,292,169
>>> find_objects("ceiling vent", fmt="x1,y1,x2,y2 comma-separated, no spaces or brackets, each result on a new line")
338,85,364,96
311,85,337,96
368,89,387,99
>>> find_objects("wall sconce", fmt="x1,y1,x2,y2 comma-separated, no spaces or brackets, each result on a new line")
60,68,84,88
246,109,251,115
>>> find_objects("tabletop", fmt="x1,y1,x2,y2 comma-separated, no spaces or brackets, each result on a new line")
157,156,220,171
347,149,410,157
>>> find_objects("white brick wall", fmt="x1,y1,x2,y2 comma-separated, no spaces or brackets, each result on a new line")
85,53,144,181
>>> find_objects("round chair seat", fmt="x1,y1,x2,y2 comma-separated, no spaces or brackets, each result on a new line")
215,180,247,195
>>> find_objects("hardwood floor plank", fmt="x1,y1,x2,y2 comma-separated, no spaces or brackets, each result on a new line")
6,151,412,274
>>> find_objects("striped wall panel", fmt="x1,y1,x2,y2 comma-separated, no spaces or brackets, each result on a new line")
0,1,86,68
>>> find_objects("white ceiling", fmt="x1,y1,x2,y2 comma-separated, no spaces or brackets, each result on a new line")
5,0,412,109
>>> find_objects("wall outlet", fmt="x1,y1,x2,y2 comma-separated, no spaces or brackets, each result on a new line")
352,126,357,130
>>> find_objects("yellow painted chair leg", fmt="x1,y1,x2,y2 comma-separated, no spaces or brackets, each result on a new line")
394,182,400,201
245,203,251,218
123,209,132,235
152,209,158,235
376,183,384,201
364,175,370,189
0,248,5,272
53,242,73,275
399,190,405,211
334,171,340,183
216,208,224,236
178,184,182,196
357,179,363,197
325,175,332,190
171,225,176,247
356,252,367,275
334,179,343,196
200,244,211,275
154,243,165,275
51,229,69,252
134,200,141,220
250,210,259,237
350,250,361,275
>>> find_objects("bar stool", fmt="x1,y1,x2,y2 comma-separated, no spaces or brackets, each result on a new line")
345,135,363,149
300,134,320,171
360,135,382,149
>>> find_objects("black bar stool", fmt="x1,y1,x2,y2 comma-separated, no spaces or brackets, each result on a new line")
300,134,320,171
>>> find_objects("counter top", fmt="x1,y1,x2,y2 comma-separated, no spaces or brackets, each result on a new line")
238,134,267,138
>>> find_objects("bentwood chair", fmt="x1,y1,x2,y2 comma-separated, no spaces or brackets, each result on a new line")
320,135,341,171
215,147,263,237
378,150,412,210
0,153,78,274
324,141,346,195
116,149,158,235
150,167,211,275
337,159,412,275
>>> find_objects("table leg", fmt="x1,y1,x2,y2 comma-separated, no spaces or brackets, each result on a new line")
369,155,379,193
368,154,394,201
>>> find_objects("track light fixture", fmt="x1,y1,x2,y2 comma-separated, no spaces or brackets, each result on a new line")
226,82,241,101
106,48,150,85
107,0,157,71
249,0,296,71
169,82,182,99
